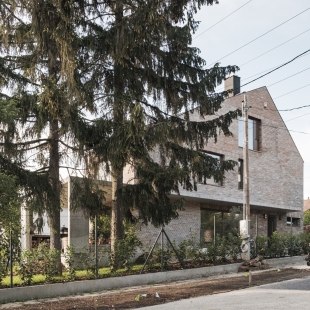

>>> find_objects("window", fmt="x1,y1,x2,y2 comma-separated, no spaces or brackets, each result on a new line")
238,159,243,190
238,116,260,151
286,217,300,227
199,152,223,186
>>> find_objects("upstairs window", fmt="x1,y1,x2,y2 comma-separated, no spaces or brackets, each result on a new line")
199,152,223,186
238,117,260,151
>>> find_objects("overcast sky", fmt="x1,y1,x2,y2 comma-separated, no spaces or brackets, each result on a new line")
193,0,310,199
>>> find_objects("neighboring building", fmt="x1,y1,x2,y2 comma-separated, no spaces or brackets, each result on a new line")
21,76,304,254
304,198,310,212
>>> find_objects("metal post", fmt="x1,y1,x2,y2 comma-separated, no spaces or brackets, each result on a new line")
161,226,164,272
290,216,293,256
213,215,216,265
10,228,13,288
256,215,258,257
140,229,162,274
162,229,185,269
95,215,98,278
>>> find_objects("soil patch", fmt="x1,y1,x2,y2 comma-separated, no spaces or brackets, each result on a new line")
6,268,310,310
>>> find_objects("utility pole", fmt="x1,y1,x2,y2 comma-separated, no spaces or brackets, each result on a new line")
240,94,251,261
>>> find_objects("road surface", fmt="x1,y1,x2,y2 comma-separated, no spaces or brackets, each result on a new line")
139,276,310,310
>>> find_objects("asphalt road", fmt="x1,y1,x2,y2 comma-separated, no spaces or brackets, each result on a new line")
139,276,310,310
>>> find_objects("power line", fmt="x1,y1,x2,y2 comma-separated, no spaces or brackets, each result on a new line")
252,104,310,113
274,83,310,99
284,112,310,122
215,52,310,93
234,115,310,135
268,67,310,87
240,49,310,88
240,28,310,67
241,51,310,82
279,104,310,111
208,7,310,67
193,0,254,40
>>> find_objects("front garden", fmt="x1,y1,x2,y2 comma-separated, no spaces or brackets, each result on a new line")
1,230,309,289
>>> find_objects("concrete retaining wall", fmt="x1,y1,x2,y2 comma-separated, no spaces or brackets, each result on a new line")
0,256,307,304
262,255,306,268
0,263,240,303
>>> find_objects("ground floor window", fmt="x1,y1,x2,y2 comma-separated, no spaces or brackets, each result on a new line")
286,217,300,227
200,207,241,243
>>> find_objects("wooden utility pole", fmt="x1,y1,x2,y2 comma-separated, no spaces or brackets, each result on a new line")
240,94,251,261
243,94,250,222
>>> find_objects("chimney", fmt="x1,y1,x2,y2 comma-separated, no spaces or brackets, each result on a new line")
224,75,241,97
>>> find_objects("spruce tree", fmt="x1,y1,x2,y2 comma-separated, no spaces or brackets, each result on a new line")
0,0,89,272
70,0,240,261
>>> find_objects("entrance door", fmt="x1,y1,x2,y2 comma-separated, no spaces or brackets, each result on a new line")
267,216,276,237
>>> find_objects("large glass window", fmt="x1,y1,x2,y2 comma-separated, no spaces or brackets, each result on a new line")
199,152,223,186
238,117,260,151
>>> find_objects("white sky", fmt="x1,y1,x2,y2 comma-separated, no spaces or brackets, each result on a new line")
193,0,310,199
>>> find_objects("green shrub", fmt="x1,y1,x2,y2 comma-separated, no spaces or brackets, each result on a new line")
37,244,59,282
64,245,76,280
226,233,241,261
19,249,38,285
0,249,8,285
265,232,286,257
299,232,310,254
256,235,268,256
110,225,142,271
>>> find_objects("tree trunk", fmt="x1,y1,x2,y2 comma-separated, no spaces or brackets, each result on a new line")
48,119,62,274
110,2,125,266
110,173,124,251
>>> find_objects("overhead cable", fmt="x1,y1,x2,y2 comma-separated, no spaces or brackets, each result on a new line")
240,49,310,88
193,0,254,40
208,7,310,67
274,83,310,99
267,67,310,87
240,28,310,67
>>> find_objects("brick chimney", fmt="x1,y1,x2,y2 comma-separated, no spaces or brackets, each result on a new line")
224,75,241,97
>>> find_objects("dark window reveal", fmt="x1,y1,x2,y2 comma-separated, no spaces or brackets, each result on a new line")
238,117,260,151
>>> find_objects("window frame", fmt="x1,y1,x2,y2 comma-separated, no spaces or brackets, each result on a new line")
198,151,223,186
238,116,261,151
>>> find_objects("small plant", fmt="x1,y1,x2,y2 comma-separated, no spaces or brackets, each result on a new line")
256,235,268,256
0,249,8,285
37,244,59,282
110,225,142,271
266,232,286,258
18,249,38,285
226,233,241,261
64,245,76,280
78,247,97,278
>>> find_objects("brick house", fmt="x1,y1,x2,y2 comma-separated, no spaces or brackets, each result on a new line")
133,76,304,245
21,76,304,252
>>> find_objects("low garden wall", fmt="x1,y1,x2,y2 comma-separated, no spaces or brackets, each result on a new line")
0,255,307,304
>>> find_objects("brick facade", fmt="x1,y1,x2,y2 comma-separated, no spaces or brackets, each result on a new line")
140,84,304,241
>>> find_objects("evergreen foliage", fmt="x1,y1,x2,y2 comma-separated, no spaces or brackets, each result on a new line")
61,1,240,257
1,0,240,264
0,0,91,272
